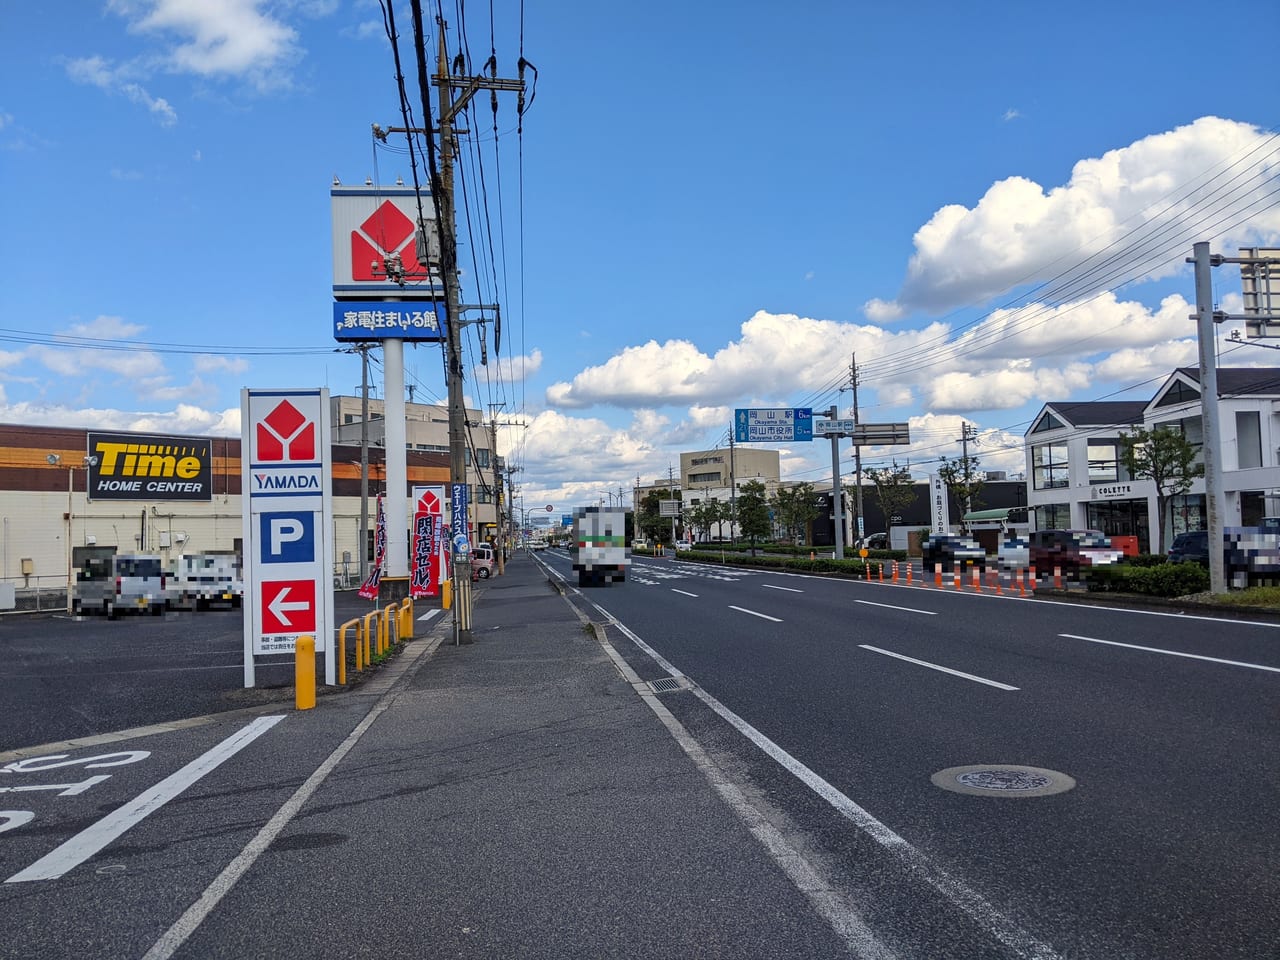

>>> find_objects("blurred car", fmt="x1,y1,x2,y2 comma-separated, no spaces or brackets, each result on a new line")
674,538,692,551
921,534,986,573
1028,529,1123,578
858,532,889,551
470,544,496,579
1167,530,1209,567
996,535,1030,571
72,554,169,618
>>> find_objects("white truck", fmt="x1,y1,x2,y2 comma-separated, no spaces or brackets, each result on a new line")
571,506,629,588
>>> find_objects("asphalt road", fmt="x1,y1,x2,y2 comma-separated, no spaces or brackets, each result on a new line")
539,547,1280,960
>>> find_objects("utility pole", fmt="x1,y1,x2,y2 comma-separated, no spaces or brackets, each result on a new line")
1192,242,1226,594
828,404,846,559
850,353,864,545
488,403,505,575
960,422,976,515
429,13,525,634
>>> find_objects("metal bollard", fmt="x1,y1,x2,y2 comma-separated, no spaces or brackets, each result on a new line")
295,635,316,710
363,610,378,661
442,580,452,610
399,598,414,640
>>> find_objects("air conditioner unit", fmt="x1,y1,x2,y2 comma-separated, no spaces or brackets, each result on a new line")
85,535,96,545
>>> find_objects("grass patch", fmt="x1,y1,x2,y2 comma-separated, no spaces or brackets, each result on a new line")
1207,585,1280,608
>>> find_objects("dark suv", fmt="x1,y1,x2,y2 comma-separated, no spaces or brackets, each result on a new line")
1027,529,1123,579
1167,530,1209,567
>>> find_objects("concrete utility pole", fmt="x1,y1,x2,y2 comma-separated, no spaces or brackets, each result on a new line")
431,17,525,631
1192,242,1226,595
960,422,977,515
850,353,864,544
728,429,737,540
488,403,505,575
828,404,845,560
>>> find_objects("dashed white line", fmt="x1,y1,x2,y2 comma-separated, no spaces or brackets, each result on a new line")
728,605,782,623
854,599,936,615
1059,633,1280,673
859,645,1019,691
7,715,285,883
671,589,699,598
417,609,442,622
762,584,803,593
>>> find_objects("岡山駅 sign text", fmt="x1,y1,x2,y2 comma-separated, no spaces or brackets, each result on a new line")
734,408,813,443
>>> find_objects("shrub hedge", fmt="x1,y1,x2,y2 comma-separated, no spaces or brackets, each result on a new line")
1086,561,1208,596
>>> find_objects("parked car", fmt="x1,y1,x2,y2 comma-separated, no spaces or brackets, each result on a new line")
921,534,986,573
857,532,888,550
72,553,169,618
470,544,496,580
674,539,693,552
1167,530,1210,567
170,553,242,610
1028,529,1124,578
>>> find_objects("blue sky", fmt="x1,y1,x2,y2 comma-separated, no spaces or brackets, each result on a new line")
2,1,1278,512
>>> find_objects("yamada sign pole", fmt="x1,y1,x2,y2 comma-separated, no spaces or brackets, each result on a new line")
241,388,335,689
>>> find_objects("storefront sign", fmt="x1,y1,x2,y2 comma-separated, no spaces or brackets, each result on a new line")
1091,483,1134,500
87,432,212,501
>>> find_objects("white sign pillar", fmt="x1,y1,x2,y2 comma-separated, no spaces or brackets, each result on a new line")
930,473,951,534
241,388,335,688
383,339,409,582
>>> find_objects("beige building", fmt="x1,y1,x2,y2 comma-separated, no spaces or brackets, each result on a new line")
330,395,502,534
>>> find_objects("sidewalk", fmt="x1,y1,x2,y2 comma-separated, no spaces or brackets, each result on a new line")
186,553,849,959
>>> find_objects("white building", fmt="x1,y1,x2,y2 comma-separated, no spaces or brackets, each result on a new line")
1025,367,1280,552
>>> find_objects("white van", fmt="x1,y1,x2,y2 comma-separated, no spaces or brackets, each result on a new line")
170,553,243,611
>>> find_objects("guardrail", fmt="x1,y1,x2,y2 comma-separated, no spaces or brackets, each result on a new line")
330,597,418,691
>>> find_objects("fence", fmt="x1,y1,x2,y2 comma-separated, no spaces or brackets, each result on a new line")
0,576,69,613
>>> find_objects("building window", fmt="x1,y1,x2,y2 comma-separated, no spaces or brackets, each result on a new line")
476,449,491,469
1155,380,1199,408
1034,503,1071,529
1087,440,1120,484
344,414,355,424
1032,443,1069,489
689,471,720,484
1236,411,1262,469
1031,411,1066,433
477,486,492,504
1170,494,1206,535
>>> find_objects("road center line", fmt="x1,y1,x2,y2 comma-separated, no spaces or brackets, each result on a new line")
6,715,285,884
729,605,783,622
762,583,803,593
854,599,936,615
671,589,699,598
859,645,1019,691
1059,634,1280,673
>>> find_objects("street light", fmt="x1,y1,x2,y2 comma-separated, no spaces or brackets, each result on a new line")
52,453,98,614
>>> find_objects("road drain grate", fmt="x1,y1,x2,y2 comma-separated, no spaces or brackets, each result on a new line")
647,677,683,694
931,764,1076,798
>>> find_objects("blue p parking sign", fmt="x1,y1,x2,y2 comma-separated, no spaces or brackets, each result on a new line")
259,512,316,564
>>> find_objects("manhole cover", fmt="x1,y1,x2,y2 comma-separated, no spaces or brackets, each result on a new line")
931,764,1075,798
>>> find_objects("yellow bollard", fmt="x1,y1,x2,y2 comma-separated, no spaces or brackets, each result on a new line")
442,579,452,609
295,635,316,710
383,603,398,649
363,610,378,662
399,598,414,640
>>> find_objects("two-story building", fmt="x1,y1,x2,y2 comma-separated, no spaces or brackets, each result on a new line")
1025,367,1280,552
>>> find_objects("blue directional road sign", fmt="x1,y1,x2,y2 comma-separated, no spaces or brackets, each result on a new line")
734,408,813,442
259,512,316,564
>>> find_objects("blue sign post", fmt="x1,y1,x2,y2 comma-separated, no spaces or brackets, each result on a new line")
734,408,814,442
450,482,469,545
333,302,448,342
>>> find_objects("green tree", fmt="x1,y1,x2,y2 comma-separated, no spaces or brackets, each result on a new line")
866,462,915,537
938,452,984,520
1119,424,1204,553
736,479,772,554
684,500,719,543
637,489,678,543
771,482,819,544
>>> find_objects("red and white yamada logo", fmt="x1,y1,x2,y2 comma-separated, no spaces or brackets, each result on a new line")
256,400,315,463
351,201,426,281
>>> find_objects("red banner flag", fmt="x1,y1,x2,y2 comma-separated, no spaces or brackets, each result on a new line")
358,495,386,600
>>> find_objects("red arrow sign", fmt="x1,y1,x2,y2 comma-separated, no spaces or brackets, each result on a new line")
261,579,316,633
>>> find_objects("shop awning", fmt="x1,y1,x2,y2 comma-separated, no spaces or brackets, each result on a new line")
963,507,1015,522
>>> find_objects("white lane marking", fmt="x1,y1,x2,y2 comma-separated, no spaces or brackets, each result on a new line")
854,599,937,615
6,715,285,884
1059,634,1280,673
671,589,699,598
858,645,1019,691
762,583,803,593
576,613,896,958
140,630,450,960
417,609,441,622
728,605,783,623
584,599,1062,960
